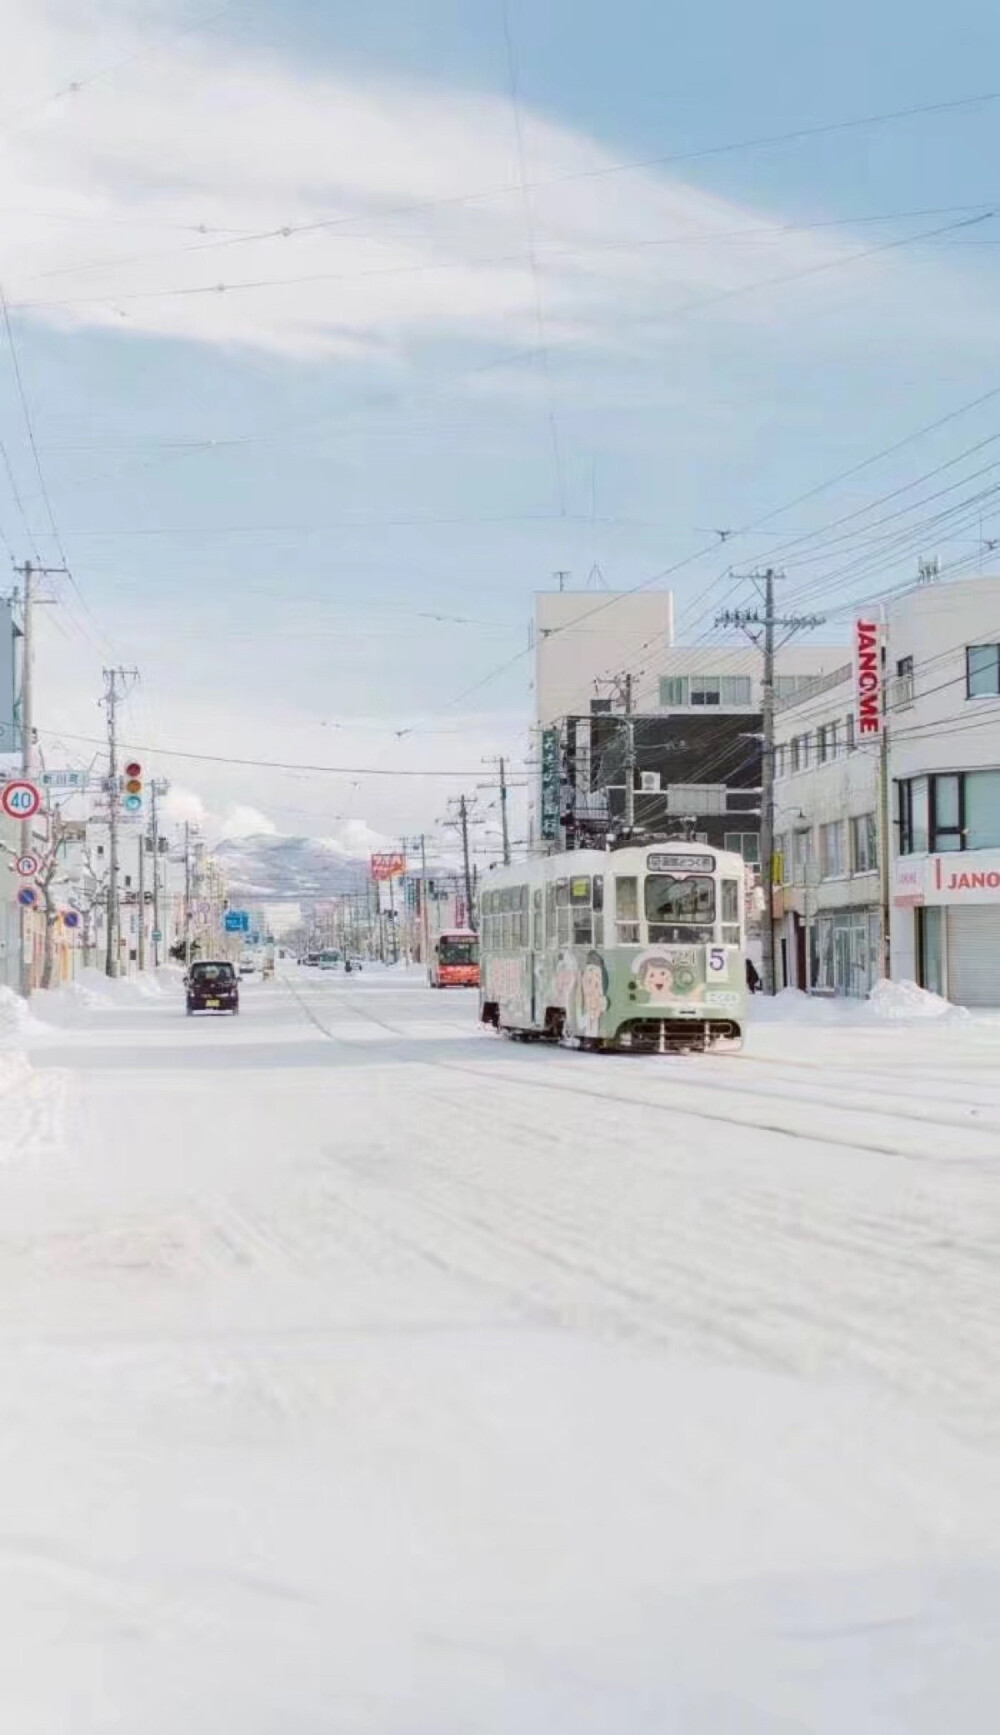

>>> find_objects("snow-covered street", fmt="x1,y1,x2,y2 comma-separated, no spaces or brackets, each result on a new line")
4,968,1000,1730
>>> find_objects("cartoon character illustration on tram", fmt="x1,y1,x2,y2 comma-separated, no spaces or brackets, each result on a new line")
575,950,610,1037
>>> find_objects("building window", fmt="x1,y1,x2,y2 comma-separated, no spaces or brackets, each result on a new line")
721,675,752,705
819,821,846,878
775,675,806,701
965,771,1000,850
850,813,878,874
932,774,962,852
659,676,689,707
690,675,721,706
774,743,786,779
967,644,1000,698
828,719,839,758
790,732,810,771
894,655,914,709
899,769,1000,853
724,831,760,865
816,723,834,764
666,783,727,816
845,712,856,752
792,828,812,882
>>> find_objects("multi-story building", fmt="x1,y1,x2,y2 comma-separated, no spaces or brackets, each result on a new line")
888,577,1000,1005
772,665,882,996
771,576,1000,1005
538,630,846,862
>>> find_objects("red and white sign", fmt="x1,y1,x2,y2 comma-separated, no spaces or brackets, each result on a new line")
370,851,406,882
895,850,1000,906
1,779,42,821
854,618,882,737
14,853,40,877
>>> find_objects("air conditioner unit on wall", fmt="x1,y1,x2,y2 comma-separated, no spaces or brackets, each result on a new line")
639,772,661,793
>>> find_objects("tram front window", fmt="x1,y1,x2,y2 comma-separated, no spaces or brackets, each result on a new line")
645,874,715,943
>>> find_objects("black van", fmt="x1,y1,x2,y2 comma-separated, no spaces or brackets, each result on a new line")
186,960,239,1015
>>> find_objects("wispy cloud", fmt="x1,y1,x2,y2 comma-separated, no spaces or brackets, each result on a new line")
1,0,977,362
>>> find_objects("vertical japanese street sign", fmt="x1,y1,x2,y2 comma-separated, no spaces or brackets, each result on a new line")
854,618,882,737
540,728,560,841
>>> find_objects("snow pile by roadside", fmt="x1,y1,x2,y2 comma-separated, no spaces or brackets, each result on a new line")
867,978,970,1021
0,986,50,1040
753,982,972,1025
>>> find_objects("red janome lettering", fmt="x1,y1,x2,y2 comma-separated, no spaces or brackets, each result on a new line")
948,870,1000,891
855,619,881,735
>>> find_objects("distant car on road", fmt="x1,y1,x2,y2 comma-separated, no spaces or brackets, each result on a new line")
186,960,239,1016
318,950,341,971
238,956,256,977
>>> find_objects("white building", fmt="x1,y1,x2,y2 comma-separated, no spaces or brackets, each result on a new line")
773,665,881,996
771,576,1000,1005
888,577,1000,1006
535,590,675,726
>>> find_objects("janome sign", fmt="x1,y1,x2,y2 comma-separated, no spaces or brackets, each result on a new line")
854,618,882,737
895,850,1000,906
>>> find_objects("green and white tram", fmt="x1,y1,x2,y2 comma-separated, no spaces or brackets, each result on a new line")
479,841,748,1052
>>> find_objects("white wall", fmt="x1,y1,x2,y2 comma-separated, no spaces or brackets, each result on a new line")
888,577,1000,778
534,592,674,725
773,670,880,917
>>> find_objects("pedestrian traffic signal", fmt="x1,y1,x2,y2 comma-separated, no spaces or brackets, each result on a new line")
123,760,143,812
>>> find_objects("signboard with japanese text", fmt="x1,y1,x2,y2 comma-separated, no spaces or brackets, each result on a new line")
540,728,560,842
370,852,406,881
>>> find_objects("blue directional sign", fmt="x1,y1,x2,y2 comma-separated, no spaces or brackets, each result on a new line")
224,910,250,933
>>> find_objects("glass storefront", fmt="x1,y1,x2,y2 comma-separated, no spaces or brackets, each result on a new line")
813,908,881,997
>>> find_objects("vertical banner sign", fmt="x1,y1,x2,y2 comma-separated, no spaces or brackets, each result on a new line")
370,852,406,881
855,618,882,737
540,728,560,841
0,600,19,755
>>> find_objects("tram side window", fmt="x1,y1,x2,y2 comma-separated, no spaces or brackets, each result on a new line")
721,879,741,947
593,875,604,945
518,886,529,948
555,878,571,946
570,875,592,945
615,875,640,944
533,889,543,951
546,882,556,947
501,889,512,950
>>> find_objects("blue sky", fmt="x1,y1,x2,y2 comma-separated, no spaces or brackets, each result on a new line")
2,0,999,841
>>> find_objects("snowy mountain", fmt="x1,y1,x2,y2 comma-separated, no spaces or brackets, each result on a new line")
212,832,370,903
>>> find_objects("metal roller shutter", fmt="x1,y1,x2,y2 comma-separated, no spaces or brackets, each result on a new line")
946,906,1000,1007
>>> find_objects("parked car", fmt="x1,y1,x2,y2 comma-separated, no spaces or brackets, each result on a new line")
186,960,239,1015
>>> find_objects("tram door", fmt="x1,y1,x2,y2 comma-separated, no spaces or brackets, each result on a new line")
531,889,543,1024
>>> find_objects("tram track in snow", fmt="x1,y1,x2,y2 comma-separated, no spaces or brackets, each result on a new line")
280,976,999,1166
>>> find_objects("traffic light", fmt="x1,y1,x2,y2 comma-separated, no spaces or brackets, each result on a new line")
123,760,143,813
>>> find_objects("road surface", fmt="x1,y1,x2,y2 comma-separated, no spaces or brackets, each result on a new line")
3,968,1000,1731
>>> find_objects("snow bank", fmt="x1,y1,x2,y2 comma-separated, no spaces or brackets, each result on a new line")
867,978,970,1021
0,987,49,1040
753,982,972,1025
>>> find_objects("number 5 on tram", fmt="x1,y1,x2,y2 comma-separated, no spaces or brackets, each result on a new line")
478,841,748,1052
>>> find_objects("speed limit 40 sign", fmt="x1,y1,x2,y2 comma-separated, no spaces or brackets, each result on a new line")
1,780,42,821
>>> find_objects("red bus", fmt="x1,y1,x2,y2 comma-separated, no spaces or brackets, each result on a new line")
429,929,480,988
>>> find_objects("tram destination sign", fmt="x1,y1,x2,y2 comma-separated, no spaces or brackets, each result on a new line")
647,852,715,872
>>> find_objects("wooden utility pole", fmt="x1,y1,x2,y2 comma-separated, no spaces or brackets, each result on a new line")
717,572,824,997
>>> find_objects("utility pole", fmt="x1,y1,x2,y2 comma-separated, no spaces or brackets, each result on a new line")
184,820,193,969
149,779,166,969
102,667,138,978
458,796,476,932
717,572,824,997
137,830,147,971
13,560,62,996
481,759,512,866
